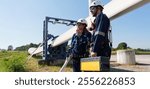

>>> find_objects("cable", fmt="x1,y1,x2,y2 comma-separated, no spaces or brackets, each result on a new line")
25,42,43,64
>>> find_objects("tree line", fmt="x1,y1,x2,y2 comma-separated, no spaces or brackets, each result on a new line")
3,42,149,52
14,43,39,51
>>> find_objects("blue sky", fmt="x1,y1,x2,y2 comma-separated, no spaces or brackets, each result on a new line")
0,0,150,49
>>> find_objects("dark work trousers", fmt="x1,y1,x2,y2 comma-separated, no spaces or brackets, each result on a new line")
97,44,111,72
97,44,111,57
72,57,81,72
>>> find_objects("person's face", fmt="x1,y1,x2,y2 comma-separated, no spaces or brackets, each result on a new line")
90,6,97,17
76,23,85,34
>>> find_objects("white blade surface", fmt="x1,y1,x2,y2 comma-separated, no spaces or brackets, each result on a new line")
28,0,150,55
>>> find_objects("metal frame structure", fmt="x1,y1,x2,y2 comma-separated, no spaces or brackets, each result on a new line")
28,0,150,56
43,16,77,60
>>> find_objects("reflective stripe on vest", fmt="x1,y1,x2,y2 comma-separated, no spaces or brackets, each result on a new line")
94,31,105,37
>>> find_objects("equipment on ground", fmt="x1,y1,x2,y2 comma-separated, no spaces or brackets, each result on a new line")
81,56,110,72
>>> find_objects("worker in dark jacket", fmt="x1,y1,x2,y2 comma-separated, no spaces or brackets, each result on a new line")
83,28,92,57
89,0,111,71
70,18,91,72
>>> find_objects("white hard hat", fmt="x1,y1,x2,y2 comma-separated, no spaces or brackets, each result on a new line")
77,18,87,26
90,0,103,8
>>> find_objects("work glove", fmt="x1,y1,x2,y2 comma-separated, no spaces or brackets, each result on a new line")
90,52,97,57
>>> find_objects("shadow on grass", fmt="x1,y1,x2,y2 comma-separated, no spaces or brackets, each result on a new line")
38,59,73,68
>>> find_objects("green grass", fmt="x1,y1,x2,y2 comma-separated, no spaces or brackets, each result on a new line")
111,50,150,55
1,50,149,72
0,51,27,72
135,51,150,55
0,51,72,72
1,50,150,72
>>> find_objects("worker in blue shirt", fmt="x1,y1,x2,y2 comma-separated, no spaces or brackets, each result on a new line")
89,0,111,71
70,18,91,72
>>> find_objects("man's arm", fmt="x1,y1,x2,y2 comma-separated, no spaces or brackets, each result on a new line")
92,13,104,53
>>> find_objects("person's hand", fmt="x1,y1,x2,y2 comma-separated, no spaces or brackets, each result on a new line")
91,52,97,57
89,17,95,31
87,22,95,31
